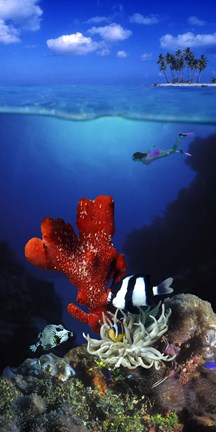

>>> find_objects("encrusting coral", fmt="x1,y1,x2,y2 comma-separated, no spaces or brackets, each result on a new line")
3,353,75,383
25,196,126,332
164,293,216,350
83,303,174,369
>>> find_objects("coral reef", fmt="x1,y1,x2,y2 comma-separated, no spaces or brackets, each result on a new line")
0,241,63,373
1,294,216,431
152,294,216,431
124,134,216,310
84,303,174,369
153,376,186,412
164,293,216,348
25,196,126,332
3,352,75,383
0,345,182,432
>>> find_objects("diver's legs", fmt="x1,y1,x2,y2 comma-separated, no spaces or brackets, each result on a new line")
172,136,182,151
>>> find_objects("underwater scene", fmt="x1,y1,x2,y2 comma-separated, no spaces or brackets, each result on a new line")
0,84,216,432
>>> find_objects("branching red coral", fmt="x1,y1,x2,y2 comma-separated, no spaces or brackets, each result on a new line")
25,195,126,332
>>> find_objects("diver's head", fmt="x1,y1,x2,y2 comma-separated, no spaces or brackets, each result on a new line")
132,152,148,161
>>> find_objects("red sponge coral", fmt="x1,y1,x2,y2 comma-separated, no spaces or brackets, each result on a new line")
25,196,126,332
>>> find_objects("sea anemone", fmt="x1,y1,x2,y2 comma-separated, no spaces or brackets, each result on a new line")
83,303,174,369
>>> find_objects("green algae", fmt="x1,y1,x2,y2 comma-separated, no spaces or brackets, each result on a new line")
0,378,21,420
150,412,183,432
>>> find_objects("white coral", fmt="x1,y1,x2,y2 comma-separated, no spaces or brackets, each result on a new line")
83,303,174,369
203,328,216,359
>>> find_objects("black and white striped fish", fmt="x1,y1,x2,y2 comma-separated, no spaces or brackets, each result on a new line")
108,275,174,313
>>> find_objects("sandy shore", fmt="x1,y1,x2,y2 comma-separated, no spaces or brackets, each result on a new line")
153,83,216,87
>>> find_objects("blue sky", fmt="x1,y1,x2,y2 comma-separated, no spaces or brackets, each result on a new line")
0,0,216,84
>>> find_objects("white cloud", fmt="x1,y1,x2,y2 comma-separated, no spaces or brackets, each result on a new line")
97,47,110,56
117,50,127,58
141,52,152,61
0,18,20,43
160,32,216,48
88,23,132,42
47,32,99,55
47,22,131,57
0,0,43,31
188,16,206,27
130,13,159,25
86,16,110,24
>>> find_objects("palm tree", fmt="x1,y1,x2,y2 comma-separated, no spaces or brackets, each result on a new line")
165,52,176,81
157,53,169,83
156,48,208,84
184,47,195,82
196,54,208,82
188,56,198,83
175,49,185,82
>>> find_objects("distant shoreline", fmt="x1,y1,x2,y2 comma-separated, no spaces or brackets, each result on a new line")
153,83,216,87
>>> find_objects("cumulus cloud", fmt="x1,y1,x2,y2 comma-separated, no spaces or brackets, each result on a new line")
47,22,132,56
130,13,159,25
188,16,206,27
117,50,127,58
0,18,20,43
0,0,43,31
160,32,216,48
47,32,99,55
88,23,132,42
141,52,152,61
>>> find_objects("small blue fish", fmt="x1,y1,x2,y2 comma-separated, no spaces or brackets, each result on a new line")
202,361,216,370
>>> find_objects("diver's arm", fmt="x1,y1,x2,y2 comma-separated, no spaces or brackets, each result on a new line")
146,145,156,153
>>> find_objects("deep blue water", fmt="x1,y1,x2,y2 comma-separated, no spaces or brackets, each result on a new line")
0,84,216,368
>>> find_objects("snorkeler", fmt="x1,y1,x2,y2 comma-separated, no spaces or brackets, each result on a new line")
132,132,193,165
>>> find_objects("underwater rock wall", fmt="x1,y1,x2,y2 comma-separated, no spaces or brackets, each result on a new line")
124,134,216,310
0,241,63,373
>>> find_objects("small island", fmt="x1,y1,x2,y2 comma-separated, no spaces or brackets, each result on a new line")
154,47,216,87
154,83,216,87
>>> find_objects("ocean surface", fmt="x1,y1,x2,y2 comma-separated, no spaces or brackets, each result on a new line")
0,84,216,369
0,84,216,123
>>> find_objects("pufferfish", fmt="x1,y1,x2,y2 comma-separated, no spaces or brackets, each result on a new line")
30,324,74,352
